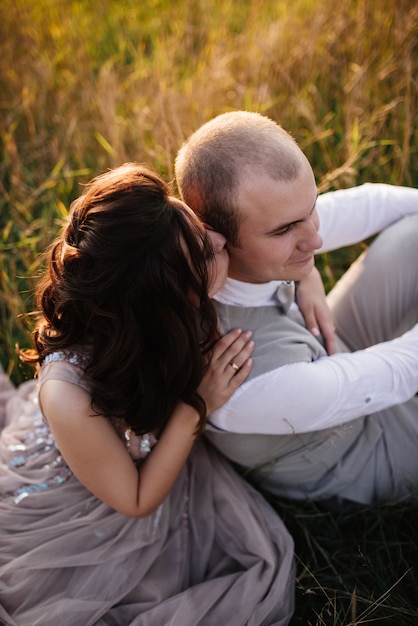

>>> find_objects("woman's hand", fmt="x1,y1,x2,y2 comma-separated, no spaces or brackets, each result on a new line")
296,266,336,355
199,329,254,414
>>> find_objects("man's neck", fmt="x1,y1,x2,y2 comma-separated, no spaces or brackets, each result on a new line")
214,276,287,307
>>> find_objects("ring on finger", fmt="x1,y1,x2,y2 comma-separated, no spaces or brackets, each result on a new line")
229,361,240,371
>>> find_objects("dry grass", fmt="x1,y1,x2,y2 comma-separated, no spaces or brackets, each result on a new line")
1,2,417,622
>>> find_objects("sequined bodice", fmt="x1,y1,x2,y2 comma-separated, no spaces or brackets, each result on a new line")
43,349,91,370
4,350,157,503
41,349,157,461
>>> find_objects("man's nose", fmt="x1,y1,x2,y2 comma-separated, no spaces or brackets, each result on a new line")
298,222,323,251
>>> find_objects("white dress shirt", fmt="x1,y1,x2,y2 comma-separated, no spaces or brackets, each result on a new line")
210,183,418,435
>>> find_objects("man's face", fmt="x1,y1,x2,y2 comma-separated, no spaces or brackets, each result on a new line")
227,158,323,283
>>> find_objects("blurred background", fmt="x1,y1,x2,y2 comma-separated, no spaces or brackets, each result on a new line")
1,2,417,623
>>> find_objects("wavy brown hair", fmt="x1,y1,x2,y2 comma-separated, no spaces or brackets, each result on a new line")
21,163,219,435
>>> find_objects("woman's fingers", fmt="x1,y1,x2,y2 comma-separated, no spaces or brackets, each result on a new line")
225,356,253,388
199,329,255,414
212,329,254,371
210,328,244,358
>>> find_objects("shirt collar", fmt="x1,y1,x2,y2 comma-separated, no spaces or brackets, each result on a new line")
214,277,288,307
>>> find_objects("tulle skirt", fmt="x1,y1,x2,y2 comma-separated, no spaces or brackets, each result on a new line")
0,372,295,625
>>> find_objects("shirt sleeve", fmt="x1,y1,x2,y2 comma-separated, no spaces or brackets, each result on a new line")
316,183,418,253
208,324,418,435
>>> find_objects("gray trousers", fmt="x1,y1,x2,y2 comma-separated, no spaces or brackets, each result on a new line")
324,215,418,503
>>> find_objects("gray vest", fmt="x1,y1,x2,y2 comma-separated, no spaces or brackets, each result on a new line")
206,301,379,501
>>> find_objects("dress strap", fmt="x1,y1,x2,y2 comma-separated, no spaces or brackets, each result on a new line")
43,350,91,371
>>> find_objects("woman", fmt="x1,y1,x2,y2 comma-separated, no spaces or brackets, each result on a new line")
0,164,295,625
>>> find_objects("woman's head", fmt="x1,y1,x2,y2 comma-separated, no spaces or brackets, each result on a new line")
31,163,226,434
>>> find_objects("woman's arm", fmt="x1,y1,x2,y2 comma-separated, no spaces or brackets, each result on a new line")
40,328,254,518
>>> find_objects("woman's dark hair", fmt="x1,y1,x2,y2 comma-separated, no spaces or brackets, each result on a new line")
22,163,219,435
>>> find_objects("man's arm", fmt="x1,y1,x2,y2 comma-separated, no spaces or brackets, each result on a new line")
208,324,418,435
317,183,418,253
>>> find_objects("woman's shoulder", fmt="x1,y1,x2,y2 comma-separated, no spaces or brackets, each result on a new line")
38,349,92,393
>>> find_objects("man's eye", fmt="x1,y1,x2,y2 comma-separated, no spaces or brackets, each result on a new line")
273,225,292,236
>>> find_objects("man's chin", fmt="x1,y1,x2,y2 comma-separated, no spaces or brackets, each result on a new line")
290,257,315,278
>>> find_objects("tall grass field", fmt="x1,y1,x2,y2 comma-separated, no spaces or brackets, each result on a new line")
1,0,417,623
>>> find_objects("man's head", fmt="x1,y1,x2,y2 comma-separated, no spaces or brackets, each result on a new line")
175,111,322,284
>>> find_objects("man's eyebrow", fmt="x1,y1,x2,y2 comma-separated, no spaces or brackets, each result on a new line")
265,193,318,235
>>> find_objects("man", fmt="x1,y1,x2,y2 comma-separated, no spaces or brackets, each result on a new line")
175,110,418,506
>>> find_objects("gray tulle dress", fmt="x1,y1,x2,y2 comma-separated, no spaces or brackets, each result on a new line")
0,354,295,626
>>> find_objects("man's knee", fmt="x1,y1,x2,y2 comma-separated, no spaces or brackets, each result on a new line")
367,215,418,266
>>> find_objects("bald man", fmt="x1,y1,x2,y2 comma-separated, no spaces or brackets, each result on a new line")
175,111,418,506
